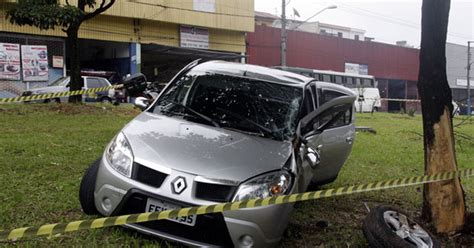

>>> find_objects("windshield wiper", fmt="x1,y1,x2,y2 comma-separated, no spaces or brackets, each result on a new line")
216,107,277,138
163,101,220,128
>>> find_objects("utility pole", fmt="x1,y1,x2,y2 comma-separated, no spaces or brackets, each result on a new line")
467,41,472,115
281,0,287,66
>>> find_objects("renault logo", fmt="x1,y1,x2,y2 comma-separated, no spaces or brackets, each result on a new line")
171,177,187,194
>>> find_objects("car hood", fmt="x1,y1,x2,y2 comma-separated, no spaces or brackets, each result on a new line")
30,86,67,94
122,112,293,183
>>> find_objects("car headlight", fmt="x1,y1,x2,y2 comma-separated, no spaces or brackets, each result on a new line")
233,170,292,202
106,132,134,177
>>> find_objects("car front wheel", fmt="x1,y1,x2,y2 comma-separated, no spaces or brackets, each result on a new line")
79,159,101,215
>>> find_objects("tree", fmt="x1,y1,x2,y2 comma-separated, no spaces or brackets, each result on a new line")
417,0,466,233
7,0,116,102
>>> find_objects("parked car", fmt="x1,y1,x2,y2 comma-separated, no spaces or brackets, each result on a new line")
352,87,381,112
21,76,115,103
79,60,356,247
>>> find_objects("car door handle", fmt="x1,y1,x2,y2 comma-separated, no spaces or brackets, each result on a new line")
346,137,353,144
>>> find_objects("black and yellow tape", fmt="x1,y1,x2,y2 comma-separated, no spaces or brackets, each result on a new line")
1,168,473,241
0,84,123,103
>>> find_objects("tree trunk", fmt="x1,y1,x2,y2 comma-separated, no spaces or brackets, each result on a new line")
66,25,83,103
418,0,465,233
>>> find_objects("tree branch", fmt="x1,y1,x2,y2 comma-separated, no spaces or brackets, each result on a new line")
83,0,116,21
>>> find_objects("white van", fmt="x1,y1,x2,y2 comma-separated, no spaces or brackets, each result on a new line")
352,87,381,112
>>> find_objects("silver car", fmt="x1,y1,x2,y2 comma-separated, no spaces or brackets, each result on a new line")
79,60,356,247
22,76,115,103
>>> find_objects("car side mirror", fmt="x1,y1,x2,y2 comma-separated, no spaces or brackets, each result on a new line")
304,143,322,168
134,97,149,111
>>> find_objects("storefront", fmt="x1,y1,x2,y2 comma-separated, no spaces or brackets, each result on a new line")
0,0,253,98
0,33,66,97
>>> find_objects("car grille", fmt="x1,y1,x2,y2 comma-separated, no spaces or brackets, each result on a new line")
132,162,168,188
113,190,234,247
195,182,237,202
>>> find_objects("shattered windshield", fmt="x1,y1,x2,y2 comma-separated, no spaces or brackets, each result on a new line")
152,73,303,140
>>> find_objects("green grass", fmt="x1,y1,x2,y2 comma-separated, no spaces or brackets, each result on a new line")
0,104,473,247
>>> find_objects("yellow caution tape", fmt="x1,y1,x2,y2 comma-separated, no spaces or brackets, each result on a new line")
359,98,420,103
0,85,123,104
0,168,472,241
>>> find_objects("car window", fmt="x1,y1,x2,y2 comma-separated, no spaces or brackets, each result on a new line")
48,77,69,86
322,74,331,82
86,78,102,88
362,78,372,87
98,78,110,87
318,89,353,128
301,86,315,117
316,104,352,130
319,89,345,105
346,77,354,85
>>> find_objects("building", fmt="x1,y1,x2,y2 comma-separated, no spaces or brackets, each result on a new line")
254,11,280,27
247,24,421,112
288,21,366,41
446,42,473,113
0,0,254,97
255,11,366,41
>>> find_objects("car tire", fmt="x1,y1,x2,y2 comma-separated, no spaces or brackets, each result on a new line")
362,205,440,248
79,159,101,215
100,97,112,103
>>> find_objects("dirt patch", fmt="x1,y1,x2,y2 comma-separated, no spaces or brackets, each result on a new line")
441,212,474,246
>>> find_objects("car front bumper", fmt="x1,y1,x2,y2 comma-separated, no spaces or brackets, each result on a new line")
94,156,295,247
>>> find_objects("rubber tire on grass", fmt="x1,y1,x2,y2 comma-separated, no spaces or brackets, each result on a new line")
79,159,101,215
362,205,440,248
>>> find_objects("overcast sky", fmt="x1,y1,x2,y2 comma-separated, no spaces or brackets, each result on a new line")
254,0,473,47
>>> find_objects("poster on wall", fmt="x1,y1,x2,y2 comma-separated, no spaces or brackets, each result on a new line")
21,45,49,81
52,56,64,68
180,25,209,49
345,62,369,75
0,43,21,80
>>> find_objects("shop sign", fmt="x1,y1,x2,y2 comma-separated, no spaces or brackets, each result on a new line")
52,56,64,68
21,45,49,81
180,26,209,49
456,79,474,88
345,62,368,75
0,43,21,80
193,0,215,12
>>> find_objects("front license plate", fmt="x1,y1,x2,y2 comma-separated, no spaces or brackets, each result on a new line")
145,198,196,226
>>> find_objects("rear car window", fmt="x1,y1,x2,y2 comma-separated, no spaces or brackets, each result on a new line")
318,89,352,128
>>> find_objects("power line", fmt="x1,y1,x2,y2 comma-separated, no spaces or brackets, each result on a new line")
129,0,254,18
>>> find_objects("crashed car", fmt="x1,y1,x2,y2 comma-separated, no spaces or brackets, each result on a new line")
79,60,356,247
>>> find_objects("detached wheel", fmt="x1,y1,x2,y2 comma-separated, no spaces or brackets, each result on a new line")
362,206,440,248
79,159,101,215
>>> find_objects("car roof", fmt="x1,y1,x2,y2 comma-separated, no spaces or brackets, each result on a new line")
192,61,313,86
